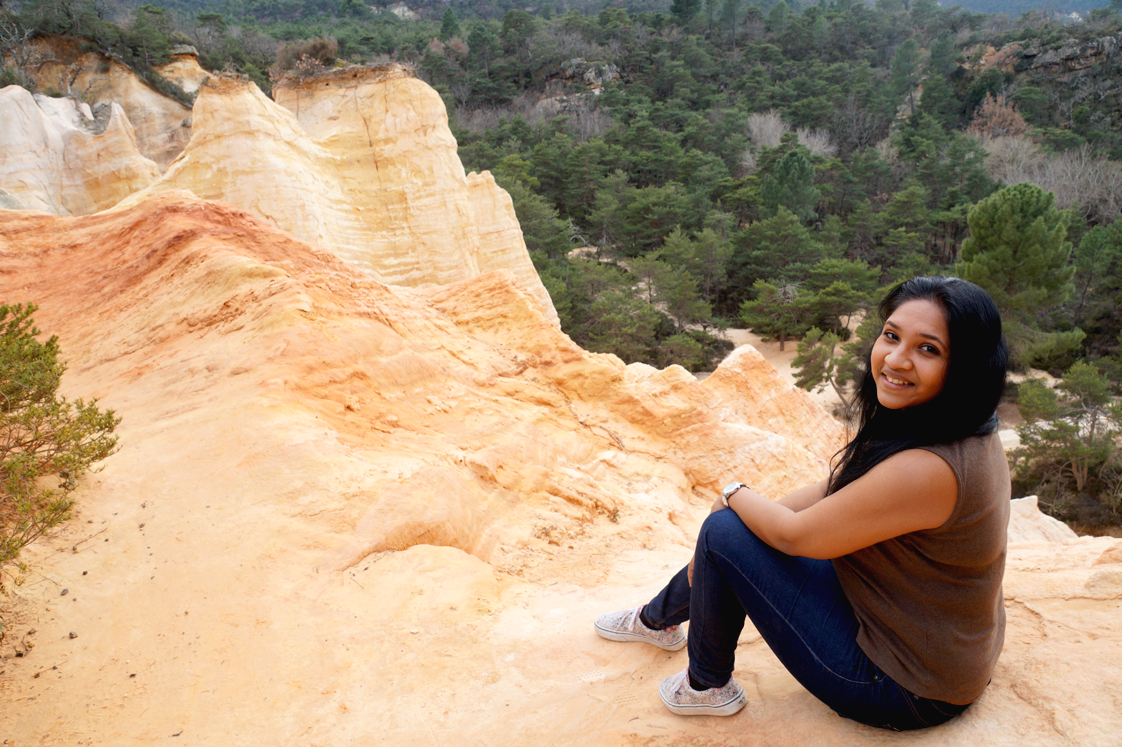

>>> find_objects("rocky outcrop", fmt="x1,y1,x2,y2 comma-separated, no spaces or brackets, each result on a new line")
1,192,1118,746
976,35,1118,78
157,46,212,95
1018,35,1118,75
561,57,621,90
128,67,556,322
0,86,159,215
35,53,194,170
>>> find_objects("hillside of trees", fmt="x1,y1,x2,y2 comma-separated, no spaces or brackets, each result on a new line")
2,0,1121,528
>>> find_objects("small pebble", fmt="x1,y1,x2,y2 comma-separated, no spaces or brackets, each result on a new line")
172,729,183,737
82,571,88,576
27,629,35,635
69,632,78,639
61,589,68,596
139,523,145,529
410,629,419,634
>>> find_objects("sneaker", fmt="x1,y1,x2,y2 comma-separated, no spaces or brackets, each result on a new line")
594,606,687,651
658,668,747,717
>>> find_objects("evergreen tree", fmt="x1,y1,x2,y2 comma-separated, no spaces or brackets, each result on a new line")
959,183,1084,367
731,206,823,293
759,149,820,222
502,180,571,260
660,227,733,306
793,308,881,409
657,267,712,332
439,8,460,42
720,0,742,50
586,289,661,363
767,1,789,35
1067,220,1122,361
128,4,172,67
671,0,702,22
889,38,922,116
1013,361,1122,524
918,33,959,130
467,24,499,75
739,279,812,351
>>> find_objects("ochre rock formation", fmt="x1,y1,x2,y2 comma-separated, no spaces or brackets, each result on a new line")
0,85,159,215
34,51,194,170
126,67,556,322
1,192,1119,746
157,47,212,94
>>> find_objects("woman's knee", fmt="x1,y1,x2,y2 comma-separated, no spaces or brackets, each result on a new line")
699,508,762,553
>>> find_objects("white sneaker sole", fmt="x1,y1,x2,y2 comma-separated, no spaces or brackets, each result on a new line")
660,689,748,716
593,622,687,651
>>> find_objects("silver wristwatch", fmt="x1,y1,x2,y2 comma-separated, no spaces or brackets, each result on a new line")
721,481,750,507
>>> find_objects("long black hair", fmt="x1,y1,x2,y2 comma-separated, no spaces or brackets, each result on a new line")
827,276,1009,494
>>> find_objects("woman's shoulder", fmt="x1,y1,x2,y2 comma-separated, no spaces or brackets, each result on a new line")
865,448,960,505
918,432,1005,469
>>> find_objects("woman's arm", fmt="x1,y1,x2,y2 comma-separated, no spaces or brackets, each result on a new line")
776,480,829,512
707,480,828,515
692,479,835,585
723,449,958,559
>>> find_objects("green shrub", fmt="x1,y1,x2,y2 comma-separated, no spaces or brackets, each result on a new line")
1,304,120,579
1012,361,1122,529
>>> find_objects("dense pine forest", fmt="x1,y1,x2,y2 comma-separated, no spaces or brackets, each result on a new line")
2,0,1121,526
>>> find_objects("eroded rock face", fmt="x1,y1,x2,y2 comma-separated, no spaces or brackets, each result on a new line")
976,36,1118,78
128,67,555,322
0,85,159,215
34,54,195,170
1,193,1118,747
0,191,837,567
157,49,212,95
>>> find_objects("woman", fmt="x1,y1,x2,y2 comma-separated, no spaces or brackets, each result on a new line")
595,276,1011,730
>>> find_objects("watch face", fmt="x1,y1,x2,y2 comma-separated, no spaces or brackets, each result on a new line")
722,482,742,497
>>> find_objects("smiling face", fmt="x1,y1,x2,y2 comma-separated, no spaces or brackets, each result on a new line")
870,298,951,410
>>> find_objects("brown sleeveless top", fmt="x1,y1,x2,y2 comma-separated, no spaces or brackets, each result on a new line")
831,433,1010,704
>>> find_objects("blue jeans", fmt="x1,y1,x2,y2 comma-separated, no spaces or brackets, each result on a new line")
640,509,970,730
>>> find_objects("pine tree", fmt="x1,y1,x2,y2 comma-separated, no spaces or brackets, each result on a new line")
1013,360,1122,524
958,183,1084,367
889,38,922,116
731,207,823,290
766,1,788,34
439,8,461,42
759,149,820,222
739,279,812,351
918,34,959,130
671,0,703,22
